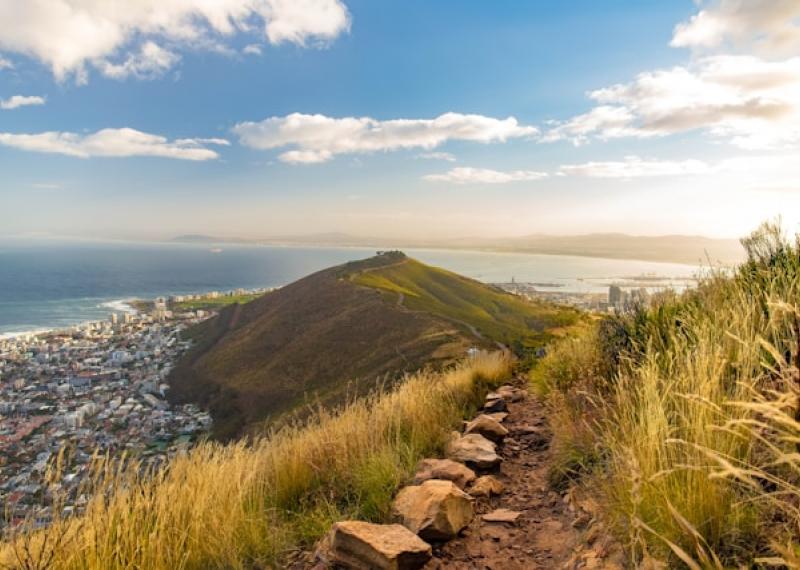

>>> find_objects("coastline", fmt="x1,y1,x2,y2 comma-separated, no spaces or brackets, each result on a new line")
0,298,140,341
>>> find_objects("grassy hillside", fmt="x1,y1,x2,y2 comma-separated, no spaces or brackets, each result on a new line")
351,256,577,350
1,354,510,569
169,252,576,440
535,221,800,567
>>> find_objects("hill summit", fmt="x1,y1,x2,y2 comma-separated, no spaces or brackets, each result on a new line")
168,252,575,439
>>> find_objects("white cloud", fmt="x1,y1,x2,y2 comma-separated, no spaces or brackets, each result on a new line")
234,112,537,163
96,42,180,80
545,55,800,149
243,44,263,56
417,151,456,162
671,0,800,57
0,128,226,160
544,2,800,150
559,156,714,179
279,149,333,164
0,55,12,70
0,0,350,82
0,95,46,110
424,167,547,185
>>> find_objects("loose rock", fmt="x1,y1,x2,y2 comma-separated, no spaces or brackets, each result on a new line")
469,475,505,497
392,480,474,541
413,458,476,489
483,396,507,413
464,414,509,442
447,433,502,469
482,508,523,524
323,521,432,570
485,411,509,423
496,385,527,402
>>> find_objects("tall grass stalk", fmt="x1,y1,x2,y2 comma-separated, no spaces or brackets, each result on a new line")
538,221,800,566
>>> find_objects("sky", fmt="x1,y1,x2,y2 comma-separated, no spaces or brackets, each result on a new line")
1,0,799,241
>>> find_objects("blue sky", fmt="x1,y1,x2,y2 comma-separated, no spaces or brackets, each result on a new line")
1,1,799,240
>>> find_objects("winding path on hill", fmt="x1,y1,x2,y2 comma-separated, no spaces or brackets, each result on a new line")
425,387,624,570
392,289,507,351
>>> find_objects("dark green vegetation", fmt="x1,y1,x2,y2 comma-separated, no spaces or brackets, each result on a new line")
535,221,800,567
171,293,262,312
131,294,262,313
169,252,577,440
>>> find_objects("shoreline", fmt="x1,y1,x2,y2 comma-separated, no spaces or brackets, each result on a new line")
0,298,141,341
0,287,268,342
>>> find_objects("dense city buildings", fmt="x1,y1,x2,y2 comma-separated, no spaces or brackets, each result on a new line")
494,281,656,314
0,290,268,534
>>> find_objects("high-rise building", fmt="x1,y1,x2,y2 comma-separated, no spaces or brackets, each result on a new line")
609,285,622,306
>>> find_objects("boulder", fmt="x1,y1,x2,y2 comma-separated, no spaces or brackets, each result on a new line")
324,521,432,570
469,475,505,497
413,458,476,489
464,414,509,442
485,411,509,423
447,434,502,469
392,480,474,541
483,396,507,413
482,508,522,524
496,385,526,402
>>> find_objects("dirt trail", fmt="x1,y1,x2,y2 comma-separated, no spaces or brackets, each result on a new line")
425,384,623,569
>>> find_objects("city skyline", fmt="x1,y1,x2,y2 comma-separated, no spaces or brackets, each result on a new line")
1,1,800,240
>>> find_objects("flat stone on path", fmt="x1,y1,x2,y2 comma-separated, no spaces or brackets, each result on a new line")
325,521,432,570
413,458,476,489
485,411,509,423
464,414,509,442
469,475,505,497
392,480,474,541
483,395,507,413
447,433,502,469
496,385,527,402
482,508,523,524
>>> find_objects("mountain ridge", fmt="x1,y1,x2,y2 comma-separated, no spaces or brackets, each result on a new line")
168,252,576,439
170,232,744,265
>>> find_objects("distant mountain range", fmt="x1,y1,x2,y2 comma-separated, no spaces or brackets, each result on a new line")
168,252,576,440
172,232,744,265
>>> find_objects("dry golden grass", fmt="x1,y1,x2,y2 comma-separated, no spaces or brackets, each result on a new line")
1,352,510,569
537,222,800,567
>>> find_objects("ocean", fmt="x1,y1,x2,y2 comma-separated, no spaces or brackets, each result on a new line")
0,239,699,336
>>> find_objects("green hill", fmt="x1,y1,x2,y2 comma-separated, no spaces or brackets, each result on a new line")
169,251,577,439
350,255,574,350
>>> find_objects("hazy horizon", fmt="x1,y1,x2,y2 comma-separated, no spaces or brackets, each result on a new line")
2,1,799,241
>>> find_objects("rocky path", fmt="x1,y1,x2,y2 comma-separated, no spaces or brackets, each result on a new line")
426,385,604,569
310,379,624,569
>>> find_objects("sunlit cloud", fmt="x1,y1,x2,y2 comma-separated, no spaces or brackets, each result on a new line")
424,166,547,184
559,156,714,179
0,0,350,83
545,56,800,149
671,0,800,57
243,44,263,56
95,42,180,80
234,112,536,163
544,1,800,151
417,151,457,162
0,95,46,110
0,128,226,160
